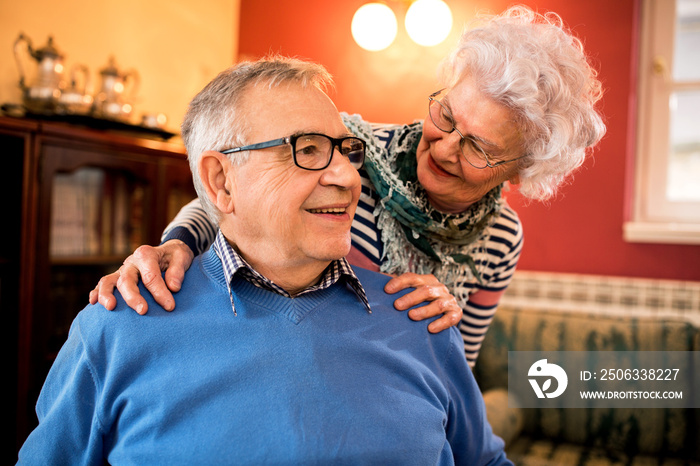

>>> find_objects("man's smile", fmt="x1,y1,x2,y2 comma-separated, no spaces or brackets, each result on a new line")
307,207,347,214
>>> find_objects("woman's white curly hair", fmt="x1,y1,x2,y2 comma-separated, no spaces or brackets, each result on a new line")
439,5,606,200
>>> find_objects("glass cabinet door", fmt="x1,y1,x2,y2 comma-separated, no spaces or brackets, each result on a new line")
2,116,196,460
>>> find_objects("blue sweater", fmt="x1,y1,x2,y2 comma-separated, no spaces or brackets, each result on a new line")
19,248,509,465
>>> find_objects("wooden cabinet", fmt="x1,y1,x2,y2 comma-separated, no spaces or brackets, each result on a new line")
0,116,196,460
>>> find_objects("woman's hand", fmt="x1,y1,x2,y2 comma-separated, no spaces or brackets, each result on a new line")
384,273,462,334
88,239,194,315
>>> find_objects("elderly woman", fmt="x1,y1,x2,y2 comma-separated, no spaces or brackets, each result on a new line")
91,5,605,366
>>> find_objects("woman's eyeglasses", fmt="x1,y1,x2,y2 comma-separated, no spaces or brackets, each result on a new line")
428,89,526,169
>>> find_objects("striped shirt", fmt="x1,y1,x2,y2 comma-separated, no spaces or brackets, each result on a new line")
349,167,523,366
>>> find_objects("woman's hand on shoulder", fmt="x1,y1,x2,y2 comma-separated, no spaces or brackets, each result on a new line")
88,239,194,315
384,273,462,334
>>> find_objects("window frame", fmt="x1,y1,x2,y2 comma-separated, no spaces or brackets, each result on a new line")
625,0,700,244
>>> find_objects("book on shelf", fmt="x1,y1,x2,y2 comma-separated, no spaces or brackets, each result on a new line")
50,168,148,259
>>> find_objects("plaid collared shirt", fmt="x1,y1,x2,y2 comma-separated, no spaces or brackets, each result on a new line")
212,230,371,316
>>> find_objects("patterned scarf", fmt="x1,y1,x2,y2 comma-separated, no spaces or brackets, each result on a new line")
342,113,504,288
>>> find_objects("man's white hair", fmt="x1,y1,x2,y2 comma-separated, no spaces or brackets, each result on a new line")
181,56,334,222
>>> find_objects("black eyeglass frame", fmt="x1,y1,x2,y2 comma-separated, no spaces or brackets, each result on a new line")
220,133,366,171
428,89,527,169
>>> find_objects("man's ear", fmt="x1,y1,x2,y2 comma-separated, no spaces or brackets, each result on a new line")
199,151,236,214
508,173,521,185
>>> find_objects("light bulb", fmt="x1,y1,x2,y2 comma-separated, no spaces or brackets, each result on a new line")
351,3,398,51
405,0,453,47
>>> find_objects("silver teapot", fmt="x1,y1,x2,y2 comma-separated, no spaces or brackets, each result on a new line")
57,64,92,115
92,56,140,122
13,33,65,114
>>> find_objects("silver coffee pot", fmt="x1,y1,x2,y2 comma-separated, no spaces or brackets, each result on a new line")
92,56,140,122
13,33,65,114
57,64,93,115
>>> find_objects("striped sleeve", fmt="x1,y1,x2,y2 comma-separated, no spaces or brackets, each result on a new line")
460,300,498,367
477,205,523,292
161,198,217,256
454,205,524,365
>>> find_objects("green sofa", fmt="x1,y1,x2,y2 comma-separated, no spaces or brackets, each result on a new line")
474,305,700,465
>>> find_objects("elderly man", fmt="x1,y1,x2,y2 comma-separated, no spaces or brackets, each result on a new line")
18,57,510,465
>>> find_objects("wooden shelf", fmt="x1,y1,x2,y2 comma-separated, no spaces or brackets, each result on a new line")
50,255,129,266
0,114,197,460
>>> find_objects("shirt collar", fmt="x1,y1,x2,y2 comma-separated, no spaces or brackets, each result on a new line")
212,230,371,316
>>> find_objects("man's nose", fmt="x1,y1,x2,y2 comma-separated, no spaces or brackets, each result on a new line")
320,147,362,189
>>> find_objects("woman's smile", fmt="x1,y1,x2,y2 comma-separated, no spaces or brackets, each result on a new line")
426,152,458,178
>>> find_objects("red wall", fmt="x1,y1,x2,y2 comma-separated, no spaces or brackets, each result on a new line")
238,0,700,281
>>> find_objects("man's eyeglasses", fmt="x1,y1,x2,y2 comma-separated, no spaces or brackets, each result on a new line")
428,89,526,169
221,133,366,171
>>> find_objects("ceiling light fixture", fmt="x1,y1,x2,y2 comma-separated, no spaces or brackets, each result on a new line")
405,0,453,46
351,0,453,51
351,3,398,52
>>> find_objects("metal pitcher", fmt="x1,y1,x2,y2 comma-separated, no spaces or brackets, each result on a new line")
57,64,93,115
14,33,66,114
92,56,140,122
